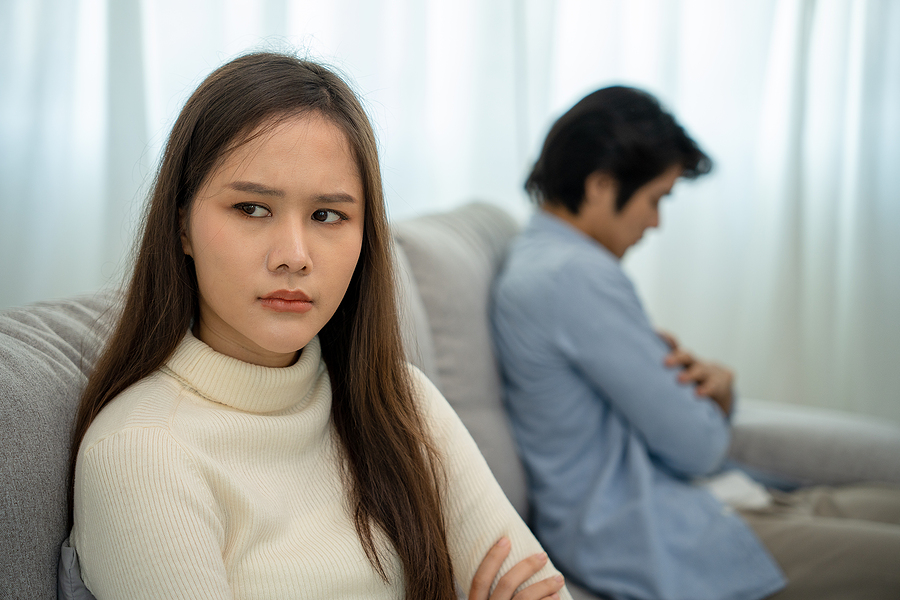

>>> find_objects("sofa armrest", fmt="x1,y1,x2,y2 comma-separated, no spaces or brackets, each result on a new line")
729,398,900,486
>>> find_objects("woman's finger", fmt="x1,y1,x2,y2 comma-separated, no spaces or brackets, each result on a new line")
470,538,512,600
511,574,565,600
490,552,548,599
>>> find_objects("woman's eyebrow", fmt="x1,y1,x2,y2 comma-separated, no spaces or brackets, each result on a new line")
227,182,357,204
314,193,358,204
228,181,285,196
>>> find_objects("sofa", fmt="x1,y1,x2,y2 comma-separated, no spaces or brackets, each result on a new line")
3,201,900,600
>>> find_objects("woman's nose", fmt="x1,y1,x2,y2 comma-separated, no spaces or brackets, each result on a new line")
267,219,310,273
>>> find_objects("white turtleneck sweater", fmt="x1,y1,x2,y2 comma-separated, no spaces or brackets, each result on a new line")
71,333,570,599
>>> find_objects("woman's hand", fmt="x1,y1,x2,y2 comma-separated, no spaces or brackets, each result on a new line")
469,537,565,600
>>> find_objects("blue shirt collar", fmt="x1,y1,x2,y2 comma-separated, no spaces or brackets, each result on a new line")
527,209,620,263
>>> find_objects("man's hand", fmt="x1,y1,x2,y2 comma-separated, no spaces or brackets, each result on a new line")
658,331,734,415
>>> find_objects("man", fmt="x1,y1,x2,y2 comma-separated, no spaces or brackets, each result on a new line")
492,86,900,600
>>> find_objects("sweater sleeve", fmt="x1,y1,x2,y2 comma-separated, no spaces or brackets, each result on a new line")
410,368,573,600
72,427,232,600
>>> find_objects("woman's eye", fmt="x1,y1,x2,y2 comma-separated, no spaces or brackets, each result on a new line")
235,203,270,218
312,209,344,224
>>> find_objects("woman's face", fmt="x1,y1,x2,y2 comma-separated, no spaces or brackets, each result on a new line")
181,114,365,367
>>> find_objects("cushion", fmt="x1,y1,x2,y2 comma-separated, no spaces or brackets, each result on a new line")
393,202,529,517
393,240,441,385
731,398,900,486
58,538,97,600
0,293,117,599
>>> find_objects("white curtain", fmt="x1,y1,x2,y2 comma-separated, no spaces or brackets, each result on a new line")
2,0,898,422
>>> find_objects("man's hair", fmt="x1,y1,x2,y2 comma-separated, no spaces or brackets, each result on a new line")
525,86,712,213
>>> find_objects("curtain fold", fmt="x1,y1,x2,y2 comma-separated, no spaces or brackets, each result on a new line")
721,0,900,420
1,0,108,304
2,0,897,421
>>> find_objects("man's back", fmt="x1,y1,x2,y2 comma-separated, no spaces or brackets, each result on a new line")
492,211,783,600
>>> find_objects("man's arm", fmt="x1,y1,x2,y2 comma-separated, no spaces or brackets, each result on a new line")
658,330,734,416
553,263,731,478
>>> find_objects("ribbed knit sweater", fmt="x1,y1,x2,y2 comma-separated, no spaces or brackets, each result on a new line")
70,332,569,599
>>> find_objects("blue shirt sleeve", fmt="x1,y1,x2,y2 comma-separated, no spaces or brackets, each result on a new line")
551,257,730,478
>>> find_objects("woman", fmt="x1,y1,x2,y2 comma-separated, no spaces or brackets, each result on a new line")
65,53,569,599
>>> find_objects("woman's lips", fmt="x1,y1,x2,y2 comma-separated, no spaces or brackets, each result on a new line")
260,290,313,313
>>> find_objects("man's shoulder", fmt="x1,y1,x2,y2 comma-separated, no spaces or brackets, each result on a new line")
501,223,628,297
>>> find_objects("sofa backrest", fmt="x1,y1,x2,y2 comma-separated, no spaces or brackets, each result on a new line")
393,202,528,518
0,293,118,599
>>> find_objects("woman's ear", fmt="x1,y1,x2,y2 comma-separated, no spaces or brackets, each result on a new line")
179,208,193,257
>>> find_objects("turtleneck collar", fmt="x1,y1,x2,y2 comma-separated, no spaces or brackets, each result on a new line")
162,331,327,414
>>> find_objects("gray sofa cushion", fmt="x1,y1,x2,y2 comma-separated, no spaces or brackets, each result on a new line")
731,398,900,486
0,293,117,599
58,538,96,600
394,240,441,385
393,202,529,518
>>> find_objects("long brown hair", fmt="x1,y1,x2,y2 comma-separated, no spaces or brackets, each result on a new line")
71,52,456,598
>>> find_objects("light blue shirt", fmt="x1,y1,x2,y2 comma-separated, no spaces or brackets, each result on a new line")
491,212,785,600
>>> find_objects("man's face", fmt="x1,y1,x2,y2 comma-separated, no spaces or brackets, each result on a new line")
580,165,682,258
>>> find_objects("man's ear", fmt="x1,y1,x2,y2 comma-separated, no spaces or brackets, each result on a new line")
583,171,617,212
179,208,193,256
